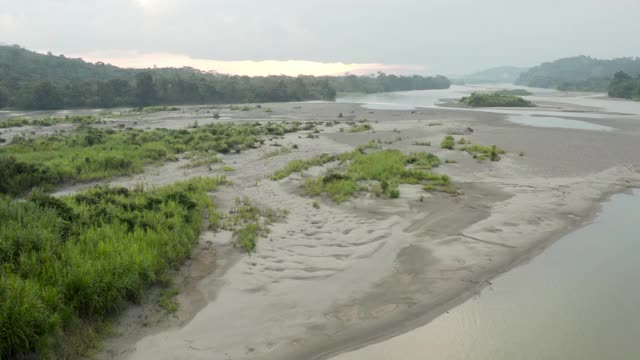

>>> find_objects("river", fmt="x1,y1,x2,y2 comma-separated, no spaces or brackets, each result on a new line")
331,87,640,360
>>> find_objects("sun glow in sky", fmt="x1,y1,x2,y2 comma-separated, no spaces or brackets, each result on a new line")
73,51,425,76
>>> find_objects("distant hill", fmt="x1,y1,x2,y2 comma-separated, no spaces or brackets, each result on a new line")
515,55,640,90
0,45,450,110
454,66,528,84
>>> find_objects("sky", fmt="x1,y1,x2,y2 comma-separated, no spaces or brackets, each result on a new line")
1,0,639,76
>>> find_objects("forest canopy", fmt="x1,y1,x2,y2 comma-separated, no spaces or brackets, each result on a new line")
516,55,640,92
0,45,450,110
608,71,640,100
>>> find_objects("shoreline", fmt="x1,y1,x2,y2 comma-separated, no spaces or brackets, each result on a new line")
312,182,638,360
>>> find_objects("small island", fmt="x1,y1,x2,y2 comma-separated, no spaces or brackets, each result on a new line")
460,92,535,107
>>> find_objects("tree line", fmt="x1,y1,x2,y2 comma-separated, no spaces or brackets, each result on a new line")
516,55,640,92
608,71,640,100
0,45,450,110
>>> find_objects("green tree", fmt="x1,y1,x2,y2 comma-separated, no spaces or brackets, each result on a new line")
0,86,8,108
16,81,63,109
135,72,157,106
608,71,637,99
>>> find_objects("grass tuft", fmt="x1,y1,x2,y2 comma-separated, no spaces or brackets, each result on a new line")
0,176,225,358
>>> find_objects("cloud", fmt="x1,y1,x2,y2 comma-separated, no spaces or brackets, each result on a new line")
0,13,23,35
131,0,181,15
71,50,425,76
3,0,640,74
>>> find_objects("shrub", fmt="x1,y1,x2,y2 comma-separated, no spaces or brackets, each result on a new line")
460,92,534,107
219,198,282,254
440,135,455,150
0,177,224,358
0,122,304,195
349,124,372,132
271,154,338,180
296,149,454,202
461,144,505,161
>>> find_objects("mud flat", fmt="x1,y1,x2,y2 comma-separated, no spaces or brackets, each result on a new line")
32,99,636,360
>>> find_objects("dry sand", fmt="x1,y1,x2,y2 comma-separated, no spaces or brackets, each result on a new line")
12,99,637,360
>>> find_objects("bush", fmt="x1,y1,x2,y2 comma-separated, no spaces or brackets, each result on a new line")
0,122,304,195
0,177,224,358
349,124,372,132
271,154,338,180
461,144,506,161
440,135,455,150
460,92,534,107
293,149,454,202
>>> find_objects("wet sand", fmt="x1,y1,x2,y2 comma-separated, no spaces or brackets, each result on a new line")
7,99,638,360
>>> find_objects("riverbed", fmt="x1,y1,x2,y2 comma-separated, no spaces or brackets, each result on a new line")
333,189,640,360
8,86,635,360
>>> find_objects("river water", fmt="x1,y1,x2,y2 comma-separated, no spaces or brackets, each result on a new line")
332,190,640,360
332,88,640,359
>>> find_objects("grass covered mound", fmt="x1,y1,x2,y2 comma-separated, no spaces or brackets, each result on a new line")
461,144,505,161
460,92,534,107
439,135,506,161
216,197,288,253
0,115,102,129
0,177,224,359
270,154,341,180
0,121,302,196
274,149,453,203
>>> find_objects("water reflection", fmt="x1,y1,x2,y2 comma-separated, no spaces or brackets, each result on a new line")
333,190,640,360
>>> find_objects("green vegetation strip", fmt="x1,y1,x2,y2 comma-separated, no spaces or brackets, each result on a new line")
0,45,451,110
440,135,505,161
460,92,534,107
215,198,288,253
270,153,341,180
0,121,302,196
0,177,224,359
0,115,103,129
349,123,373,132
274,149,455,202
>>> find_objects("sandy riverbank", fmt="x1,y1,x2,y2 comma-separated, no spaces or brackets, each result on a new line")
29,100,636,360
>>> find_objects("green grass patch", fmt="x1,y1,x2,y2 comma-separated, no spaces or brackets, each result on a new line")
219,198,287,253
261,146,293,159
0,177,225,358
356,140,382,151
440,135,455,150
301,149,452,202
460,92,534,107
0,115,103,129
349,123,373,132
1,121,303,196
461,144,506,161
158,287,180,313
270,154,340,180
126,106,180,114
182,153,222,168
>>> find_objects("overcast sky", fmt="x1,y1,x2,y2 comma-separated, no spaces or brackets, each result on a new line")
1,0,640,75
